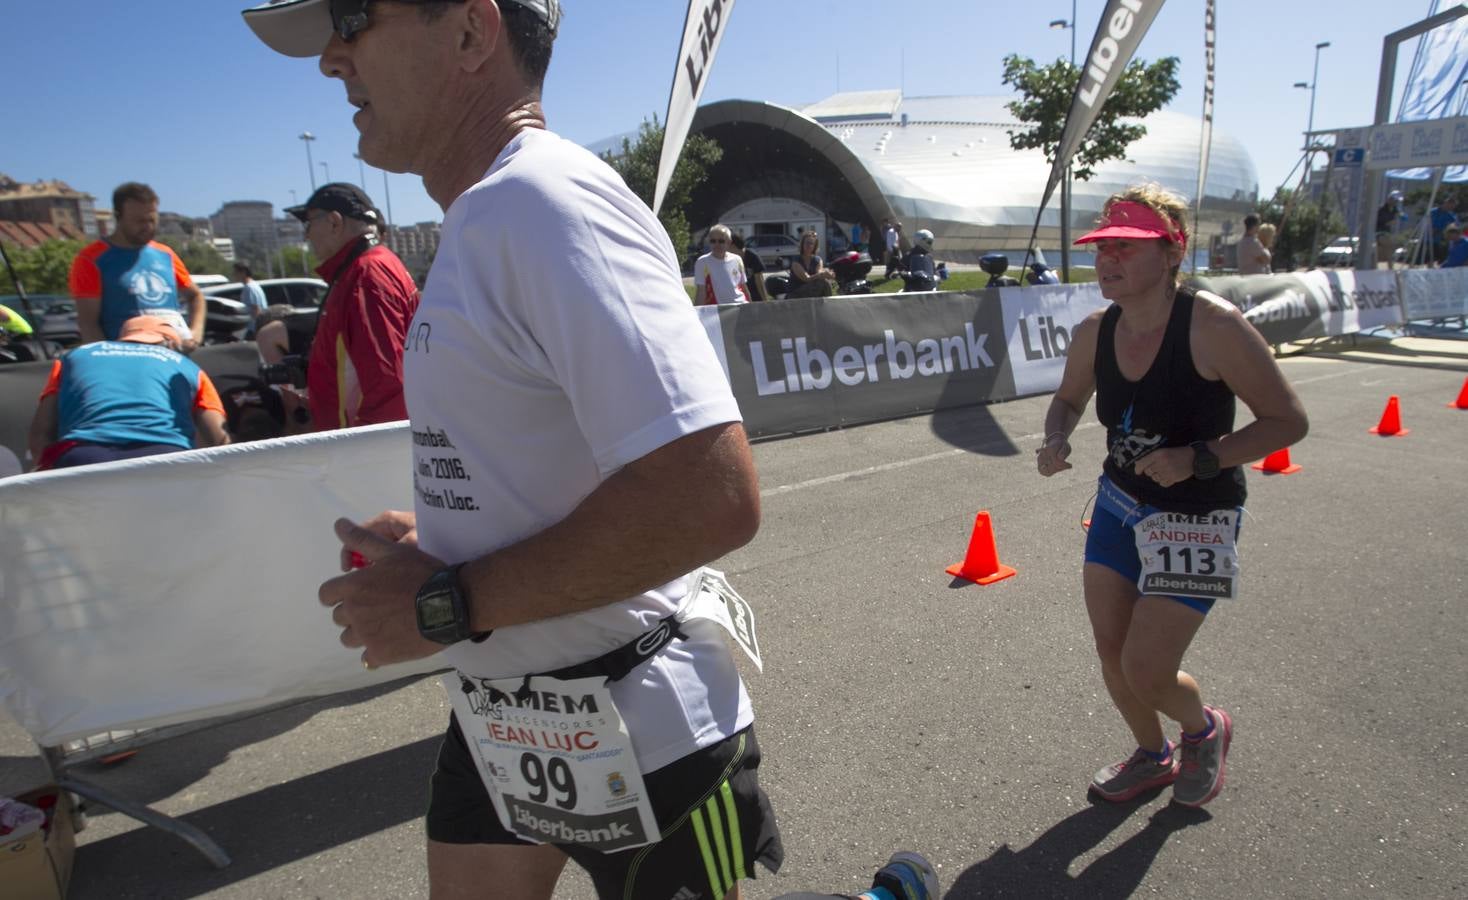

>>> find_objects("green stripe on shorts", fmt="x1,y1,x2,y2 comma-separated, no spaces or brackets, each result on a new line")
690,806,726,897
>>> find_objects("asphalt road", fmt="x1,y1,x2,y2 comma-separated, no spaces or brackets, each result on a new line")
2,333,1465,899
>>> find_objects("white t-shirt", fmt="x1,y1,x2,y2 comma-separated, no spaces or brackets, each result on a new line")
692,252,748,305
403,128,750,773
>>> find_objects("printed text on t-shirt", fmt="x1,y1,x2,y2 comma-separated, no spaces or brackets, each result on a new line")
413,426,479,511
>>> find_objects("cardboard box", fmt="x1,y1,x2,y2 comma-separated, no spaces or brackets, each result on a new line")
0,786,75,900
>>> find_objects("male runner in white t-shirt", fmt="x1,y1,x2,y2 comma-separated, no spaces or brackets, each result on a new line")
693,223,751,305
245,2,782,899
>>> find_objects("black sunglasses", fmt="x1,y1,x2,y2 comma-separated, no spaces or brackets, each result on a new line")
330,0,467,43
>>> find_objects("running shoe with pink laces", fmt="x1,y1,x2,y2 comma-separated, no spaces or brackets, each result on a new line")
1090,742,1179,802
1173,706,1233,807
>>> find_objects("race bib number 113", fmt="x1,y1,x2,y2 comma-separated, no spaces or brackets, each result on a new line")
1133,509,1239,601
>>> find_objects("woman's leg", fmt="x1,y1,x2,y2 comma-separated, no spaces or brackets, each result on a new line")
1083,563,1167,751
1120,595,1209,735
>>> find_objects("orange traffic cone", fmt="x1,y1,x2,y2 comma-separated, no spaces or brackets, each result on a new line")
946,511,1017,584
1251,447,1302,475
1369,395,1410,436
1449,377,1468,410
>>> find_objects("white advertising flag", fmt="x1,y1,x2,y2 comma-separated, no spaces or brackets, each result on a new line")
653,0,737,216
1038,0,1168,216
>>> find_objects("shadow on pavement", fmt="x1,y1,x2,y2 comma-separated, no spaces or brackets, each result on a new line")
929,403,1021,457
70,734,440,900
60,677,428,816
944,796,1211,899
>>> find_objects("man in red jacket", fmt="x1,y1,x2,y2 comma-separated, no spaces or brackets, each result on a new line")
281,182,420,430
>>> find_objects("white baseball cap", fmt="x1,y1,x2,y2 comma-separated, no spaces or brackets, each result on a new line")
242,0,561,58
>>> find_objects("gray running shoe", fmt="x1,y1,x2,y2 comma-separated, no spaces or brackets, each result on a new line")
1090,744,1178,802
871,850,941,900
1174,706,1233,807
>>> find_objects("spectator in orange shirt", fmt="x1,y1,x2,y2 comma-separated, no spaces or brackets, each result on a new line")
68,183,205,352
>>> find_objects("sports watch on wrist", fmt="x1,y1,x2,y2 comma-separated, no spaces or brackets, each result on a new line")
1190,441,1221,480
414,563,487,645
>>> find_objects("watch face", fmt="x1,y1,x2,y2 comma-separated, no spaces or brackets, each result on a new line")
418,591,457,631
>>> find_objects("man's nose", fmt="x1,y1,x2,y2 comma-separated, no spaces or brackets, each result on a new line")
320,33,354,79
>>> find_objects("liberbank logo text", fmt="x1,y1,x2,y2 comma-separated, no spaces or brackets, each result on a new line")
748,326,995,396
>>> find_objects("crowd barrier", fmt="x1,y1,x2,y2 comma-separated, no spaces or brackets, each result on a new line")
0,424,443,864
0,266,1461,862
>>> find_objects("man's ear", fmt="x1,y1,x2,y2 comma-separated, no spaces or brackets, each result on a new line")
458,0,503,72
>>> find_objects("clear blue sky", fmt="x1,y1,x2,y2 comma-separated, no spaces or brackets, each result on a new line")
2,0,1447,227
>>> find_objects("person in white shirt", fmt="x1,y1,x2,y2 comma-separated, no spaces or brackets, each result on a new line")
692,224,750,305
883,220,903,278
245,2,783,898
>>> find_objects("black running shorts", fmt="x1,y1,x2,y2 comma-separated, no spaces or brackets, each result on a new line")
428,715,784,899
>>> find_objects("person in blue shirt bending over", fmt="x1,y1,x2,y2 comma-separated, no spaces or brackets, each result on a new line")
27,316,229,470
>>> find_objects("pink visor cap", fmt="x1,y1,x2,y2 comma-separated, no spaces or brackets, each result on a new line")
1074,201,1187,250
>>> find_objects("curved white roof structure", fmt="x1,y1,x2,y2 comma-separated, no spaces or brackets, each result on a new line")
686,91,1259,263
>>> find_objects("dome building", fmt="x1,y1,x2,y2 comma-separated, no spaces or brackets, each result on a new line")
680,90,1258,265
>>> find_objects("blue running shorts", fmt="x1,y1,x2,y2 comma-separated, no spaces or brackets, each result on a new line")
1083,475,1242,615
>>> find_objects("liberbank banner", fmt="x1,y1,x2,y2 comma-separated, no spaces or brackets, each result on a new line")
695,287,1108,438
1192,269,1403,345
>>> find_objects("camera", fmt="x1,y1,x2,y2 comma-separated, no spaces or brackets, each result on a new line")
259,354,308,389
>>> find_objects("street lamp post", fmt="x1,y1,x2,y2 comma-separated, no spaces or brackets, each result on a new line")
299,132,317,192
354,153,368,190
381,170,394,229
1050,1,1078,282
320,161,331,185
1293,41,1331,168
1296,40,1330,265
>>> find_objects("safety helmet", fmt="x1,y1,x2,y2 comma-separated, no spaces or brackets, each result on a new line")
916,229,935,250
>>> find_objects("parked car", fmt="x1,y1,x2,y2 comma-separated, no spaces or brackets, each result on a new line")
1314,236,1415,269
743,234,802,269
0,294,81,346
202,277,328,343
1316,236,1358,268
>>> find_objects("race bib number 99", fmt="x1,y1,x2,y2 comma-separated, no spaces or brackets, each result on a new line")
1133,509,1239,601
444,673,660,852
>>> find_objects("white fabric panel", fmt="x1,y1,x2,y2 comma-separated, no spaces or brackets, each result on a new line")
1398,266,1468,319
0,423,442,746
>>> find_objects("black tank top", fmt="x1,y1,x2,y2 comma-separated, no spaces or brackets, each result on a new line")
1094,287,1246,513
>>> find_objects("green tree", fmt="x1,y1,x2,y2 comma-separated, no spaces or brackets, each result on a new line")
1002,55,1182,180
1254,187,1344,271
2,239,85,295
602,115,723,260
156,235,235,280
279,244,320,278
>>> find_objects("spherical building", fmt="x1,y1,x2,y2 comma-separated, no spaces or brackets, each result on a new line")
683,90,1258,265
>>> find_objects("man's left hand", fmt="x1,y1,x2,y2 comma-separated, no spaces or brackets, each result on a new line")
1133,446,1195,488
320,517,446,668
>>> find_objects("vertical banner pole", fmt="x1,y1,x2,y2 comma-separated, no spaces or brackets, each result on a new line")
1192,0,1216,271
1023,0,1170,276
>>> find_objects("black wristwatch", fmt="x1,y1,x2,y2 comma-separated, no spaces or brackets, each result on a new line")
415,563,488,645
1190,441,1221,480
